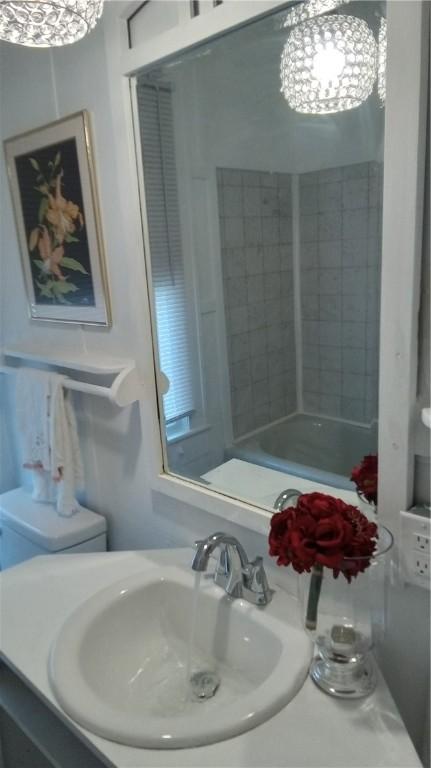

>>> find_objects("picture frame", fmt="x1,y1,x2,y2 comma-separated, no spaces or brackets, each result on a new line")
4,111,111,325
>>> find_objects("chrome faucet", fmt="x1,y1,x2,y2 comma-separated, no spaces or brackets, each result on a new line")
191,532,274,606
273,488,302,512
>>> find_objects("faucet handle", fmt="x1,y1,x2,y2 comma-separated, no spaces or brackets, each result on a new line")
243,557,274,606
214,544,244,598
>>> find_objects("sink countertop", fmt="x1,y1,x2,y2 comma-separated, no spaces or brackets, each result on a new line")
0,549,421,768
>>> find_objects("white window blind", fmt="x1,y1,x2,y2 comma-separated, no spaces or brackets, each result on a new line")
137,82,194,423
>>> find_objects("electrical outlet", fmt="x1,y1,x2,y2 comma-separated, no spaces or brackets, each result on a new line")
413,554,430,578
400,507,431,589
414,533,430,553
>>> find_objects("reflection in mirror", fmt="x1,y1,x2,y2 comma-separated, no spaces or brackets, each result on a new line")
135,0,386,512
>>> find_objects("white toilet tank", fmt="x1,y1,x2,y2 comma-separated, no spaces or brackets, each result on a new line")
0,488,107,570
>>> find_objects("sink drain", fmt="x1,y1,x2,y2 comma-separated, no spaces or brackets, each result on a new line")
190,670,220,701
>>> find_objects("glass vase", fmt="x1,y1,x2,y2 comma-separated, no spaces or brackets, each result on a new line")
297,525,393,698
356,490,378,521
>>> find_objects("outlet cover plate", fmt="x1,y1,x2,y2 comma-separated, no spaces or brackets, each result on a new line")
400,507,431,589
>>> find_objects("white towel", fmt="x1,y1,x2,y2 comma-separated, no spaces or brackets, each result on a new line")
15,369,83,517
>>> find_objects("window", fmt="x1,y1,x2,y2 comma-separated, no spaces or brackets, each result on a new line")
137,81,194,427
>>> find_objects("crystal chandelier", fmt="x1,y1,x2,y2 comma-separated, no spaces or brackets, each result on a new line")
280,15,377,115
283,0,351,29
0,1,104,47
377,17,387,105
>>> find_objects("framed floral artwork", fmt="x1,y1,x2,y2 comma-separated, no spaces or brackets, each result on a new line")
4,111,111,325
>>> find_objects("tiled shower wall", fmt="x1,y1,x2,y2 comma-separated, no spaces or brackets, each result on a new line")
299,161,383,424
217,168,297,438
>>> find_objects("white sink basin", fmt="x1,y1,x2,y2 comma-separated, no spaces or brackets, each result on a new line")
49,565,311,749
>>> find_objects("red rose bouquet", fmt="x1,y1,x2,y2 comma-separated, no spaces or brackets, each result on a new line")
351,454,378,506
269,492,378,629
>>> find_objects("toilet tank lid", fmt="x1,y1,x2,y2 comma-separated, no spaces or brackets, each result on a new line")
0,488,107,552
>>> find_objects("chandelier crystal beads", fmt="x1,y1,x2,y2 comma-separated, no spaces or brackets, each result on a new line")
0,1,104,47
283,0,351,29
377,17,387,104
280,15,377,115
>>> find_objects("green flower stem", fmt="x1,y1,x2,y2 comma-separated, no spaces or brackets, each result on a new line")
306,563,323,631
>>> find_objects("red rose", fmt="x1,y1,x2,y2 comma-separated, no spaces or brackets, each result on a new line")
351,454,378,505
268,492,378,582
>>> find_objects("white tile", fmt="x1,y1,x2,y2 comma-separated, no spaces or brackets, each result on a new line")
270,398,287,421
320,395,341,417
342,348,366,374
264,299,282,325
342,373,366,399
302,294,319,320
319,211,342,241
229,306,248,334
302,241,319,267
227,276,247,306
261,188,279,217
232,385,253,415
303,392,320,411
269,374,286,402
303,368,320,393
343,209,368,240
261,172,278,188
264,273,281,300
262,217,279,245
319,240,341,268
319,321,341,346
280,217,293,243
342,163,369,180
320,345,341,371
251,354,268,382
253,379,270,406
230,332,250,363
243,187,261,217
342,267,367,295
342,322,366,348
342,294,367,323
224,217,244,246
223,185,243,217
253,403,270,428
231,359,251,389
249,328,267,357
319,295,341,321
341,397,365,421
342,178,369,209
300,214,318,242
245,246,263,275
303,344,320,368
300,184,318,214
318,167,342,183
301,268,319,294
318,182,341,212
222,169,242,185
244,217,262,246
321,370,342,395
246,275,262,304
342,239,367,267
248,302,266,330
263,245,281,272
225,247,246,277
319,268,341,295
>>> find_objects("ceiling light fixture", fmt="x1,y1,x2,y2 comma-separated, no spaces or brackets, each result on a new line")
280,15,377,115
0,0,104,47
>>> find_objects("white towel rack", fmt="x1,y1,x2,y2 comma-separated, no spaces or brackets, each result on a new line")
0,347,141,407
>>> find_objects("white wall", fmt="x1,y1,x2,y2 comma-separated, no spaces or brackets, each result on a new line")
0,3,428,762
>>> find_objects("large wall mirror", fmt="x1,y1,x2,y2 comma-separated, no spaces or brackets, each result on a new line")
134,0,386,512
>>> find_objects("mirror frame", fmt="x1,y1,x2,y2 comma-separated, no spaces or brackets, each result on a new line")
103,0,429,541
